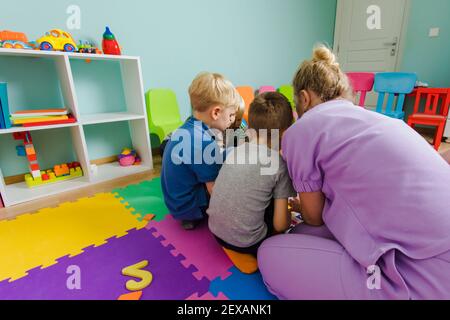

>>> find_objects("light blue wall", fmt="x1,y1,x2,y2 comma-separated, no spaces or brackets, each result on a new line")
0,0,337,176
0,0,337,121
401,0,450,87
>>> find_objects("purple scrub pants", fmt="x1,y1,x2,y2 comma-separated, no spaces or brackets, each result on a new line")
258,224,450,300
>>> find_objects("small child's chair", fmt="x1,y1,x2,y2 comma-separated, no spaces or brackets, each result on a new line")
346,72,375,107
278,85,295,108
278,84,298,120
407,88,450,150
236,86,255,123
374,72,417,120
258,86,276,94
145,88,184,147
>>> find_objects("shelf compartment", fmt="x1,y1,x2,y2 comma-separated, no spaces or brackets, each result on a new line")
83,119,153,181
0,54,77,123
0,126,87,206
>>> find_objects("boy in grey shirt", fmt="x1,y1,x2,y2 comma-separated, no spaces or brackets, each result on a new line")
207,92,296,255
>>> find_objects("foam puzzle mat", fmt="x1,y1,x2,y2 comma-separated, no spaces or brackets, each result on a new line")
0,178,277,300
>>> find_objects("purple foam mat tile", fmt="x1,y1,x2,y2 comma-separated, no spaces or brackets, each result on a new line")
146,216,233,281
0,228,209,300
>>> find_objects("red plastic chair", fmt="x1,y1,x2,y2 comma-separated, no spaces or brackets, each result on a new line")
407,88,450,150
346,72,375,107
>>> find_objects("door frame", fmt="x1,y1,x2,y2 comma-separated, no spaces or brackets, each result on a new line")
333,0,412,72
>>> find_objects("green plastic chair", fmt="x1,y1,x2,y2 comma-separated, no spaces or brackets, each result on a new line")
278,85,295,109
145,89,183,147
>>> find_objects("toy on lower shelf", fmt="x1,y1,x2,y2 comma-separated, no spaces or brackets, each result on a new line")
25,162,83,188
118,148,141,167
13,131,84,188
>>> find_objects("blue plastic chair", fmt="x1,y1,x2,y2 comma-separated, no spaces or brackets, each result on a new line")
374,72,417,120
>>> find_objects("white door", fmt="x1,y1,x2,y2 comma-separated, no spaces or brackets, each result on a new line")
334,0,410,107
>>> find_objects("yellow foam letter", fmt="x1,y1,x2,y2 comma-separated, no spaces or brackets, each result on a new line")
121,260,153,291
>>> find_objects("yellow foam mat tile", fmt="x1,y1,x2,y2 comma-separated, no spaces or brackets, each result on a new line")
0,193,147,282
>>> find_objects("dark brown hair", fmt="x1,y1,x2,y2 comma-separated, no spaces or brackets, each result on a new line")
248,92,294,139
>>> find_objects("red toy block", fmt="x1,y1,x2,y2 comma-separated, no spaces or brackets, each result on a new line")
30,163,40,171
27,154,37,162
72,162,81,168
13,132,32,143
41,174,50,181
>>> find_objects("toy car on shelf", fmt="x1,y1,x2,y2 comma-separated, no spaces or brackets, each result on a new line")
37,29,78,52
0,30,36,50
77,40,102,54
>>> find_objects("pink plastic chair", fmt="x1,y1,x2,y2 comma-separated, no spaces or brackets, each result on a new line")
259,86,276,94
346,72,375,107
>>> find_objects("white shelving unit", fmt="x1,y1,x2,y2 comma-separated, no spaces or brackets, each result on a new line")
0,48,153,208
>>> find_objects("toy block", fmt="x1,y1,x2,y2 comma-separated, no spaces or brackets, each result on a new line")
30,163,41,176
90,164,98,176
54,164,69,177
25,145,36,156
13,132,27,141
16,145,26,157
32,170,41,179
27,154,37,162
30,163,40,171
25,166,83,188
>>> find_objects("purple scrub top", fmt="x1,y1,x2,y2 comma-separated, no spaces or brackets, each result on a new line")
282,99,450,268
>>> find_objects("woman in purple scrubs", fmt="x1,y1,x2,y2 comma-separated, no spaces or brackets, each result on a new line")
258,46,450,300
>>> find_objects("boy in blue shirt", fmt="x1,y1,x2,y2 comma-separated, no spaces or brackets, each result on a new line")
161,72,242,230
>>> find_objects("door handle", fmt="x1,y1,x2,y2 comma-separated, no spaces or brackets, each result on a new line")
384,37,398,46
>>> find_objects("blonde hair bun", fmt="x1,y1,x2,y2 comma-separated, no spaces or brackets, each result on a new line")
312,45,339,67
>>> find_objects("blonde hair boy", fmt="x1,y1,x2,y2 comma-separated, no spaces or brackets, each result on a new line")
161,72,242,230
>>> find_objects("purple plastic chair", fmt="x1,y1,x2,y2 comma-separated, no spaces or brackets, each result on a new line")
259,86,276,94
346,72,375,107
